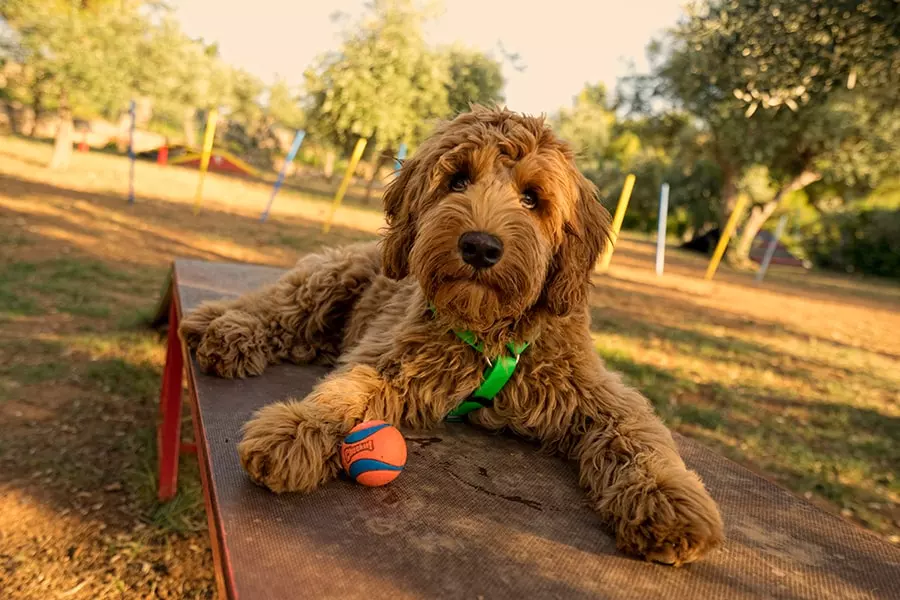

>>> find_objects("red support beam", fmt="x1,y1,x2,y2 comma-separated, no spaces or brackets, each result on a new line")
157,301,185,501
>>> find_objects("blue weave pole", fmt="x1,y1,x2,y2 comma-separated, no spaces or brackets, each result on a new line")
394,142,407,170
260,130,305,222
127,100,136,204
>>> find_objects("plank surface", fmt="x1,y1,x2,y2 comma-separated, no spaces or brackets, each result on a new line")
171,258,900,600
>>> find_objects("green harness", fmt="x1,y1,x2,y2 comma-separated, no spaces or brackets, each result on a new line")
433,309,530,421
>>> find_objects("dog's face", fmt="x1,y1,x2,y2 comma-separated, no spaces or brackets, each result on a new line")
382,107,611,329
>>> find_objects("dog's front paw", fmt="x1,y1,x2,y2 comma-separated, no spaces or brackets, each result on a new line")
614,469,724,566
238,401,342,493
179,301,228,349
194,311,270,378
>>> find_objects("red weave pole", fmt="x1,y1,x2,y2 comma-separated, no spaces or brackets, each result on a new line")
157,301,184,501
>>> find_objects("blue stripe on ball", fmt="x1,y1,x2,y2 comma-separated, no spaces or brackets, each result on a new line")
344,422,392,444
348,459,404,480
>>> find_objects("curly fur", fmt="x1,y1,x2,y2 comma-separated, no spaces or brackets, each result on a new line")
180,106,724,566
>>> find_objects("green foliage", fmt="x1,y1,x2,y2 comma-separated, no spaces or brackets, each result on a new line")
554,83,616,180
557,86,724,237
267,77,304,130
3,0,148,118
636,0,899,202
444,46,504,114
802,208,900,279
303,0,450,149
620,0,900,267
665,159,723,237
2,1,273,153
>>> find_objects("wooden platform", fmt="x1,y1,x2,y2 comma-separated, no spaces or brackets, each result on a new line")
160,259,900,600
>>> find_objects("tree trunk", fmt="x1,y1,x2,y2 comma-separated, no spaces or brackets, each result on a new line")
183,107,197,148
363,148,390,205
733,200,779,265
49,92,73,169
720,167,740,223
29,80,44,137
732,170,822,266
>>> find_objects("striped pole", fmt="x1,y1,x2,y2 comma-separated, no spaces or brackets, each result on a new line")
192,109,218,215
323,137,368,234
655,182,670,276
260,130,305,222
755,215,788,283
704,193,750,280
598,173,636,272
395,142,408,170
127,100,136,204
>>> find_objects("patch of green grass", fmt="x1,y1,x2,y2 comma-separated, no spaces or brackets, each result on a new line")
596,345,689,411
150,458,206,534
672,404,724,430
0,258,135,319
120,426,206,534
0,262,43,316
0,340,69,396
83,358,160,400
0,287,41,316
116,307,156,330
7,362,70,384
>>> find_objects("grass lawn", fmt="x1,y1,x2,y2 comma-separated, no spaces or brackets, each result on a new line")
1,134,898,598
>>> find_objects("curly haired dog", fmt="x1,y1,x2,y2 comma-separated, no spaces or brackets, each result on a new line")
179,106,724,566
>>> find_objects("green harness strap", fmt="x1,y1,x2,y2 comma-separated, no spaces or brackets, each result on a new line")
432,307,530,421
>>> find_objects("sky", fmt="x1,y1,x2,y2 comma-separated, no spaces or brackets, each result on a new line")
171,0,685,115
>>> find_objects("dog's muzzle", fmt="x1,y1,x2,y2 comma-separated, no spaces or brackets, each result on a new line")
458,231,503,269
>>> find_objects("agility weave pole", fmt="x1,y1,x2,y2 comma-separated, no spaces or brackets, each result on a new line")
260,130,306,222
704,193,750,280
323,137,368,234
755,214,789,283
394,142,408,170
597,174,636,272
655,182,670,276
127,100,136,204
192,109,219,215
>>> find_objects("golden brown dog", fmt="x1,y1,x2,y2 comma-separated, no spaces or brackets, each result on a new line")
179,106,724,566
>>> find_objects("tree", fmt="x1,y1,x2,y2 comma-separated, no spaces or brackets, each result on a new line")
554,84,616,182
267,77,304,130
639,0,900,265
3,0,152,167
304,0,450,201
444,46,505,114
138,16,212,145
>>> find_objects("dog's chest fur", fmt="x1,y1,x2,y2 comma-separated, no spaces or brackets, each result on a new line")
336,273,594,438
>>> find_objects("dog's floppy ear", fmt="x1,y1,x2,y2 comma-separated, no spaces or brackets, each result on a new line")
381,156,423,280
541,173,612,316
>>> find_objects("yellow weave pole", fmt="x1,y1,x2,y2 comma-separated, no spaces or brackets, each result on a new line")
704,193,750,280
323,137,368,234
597,173,636,271
192,109,218,215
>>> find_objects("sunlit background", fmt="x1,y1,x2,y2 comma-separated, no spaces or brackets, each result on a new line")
172,0,683,115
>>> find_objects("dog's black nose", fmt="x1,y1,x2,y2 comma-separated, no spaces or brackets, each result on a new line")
458,231,504,269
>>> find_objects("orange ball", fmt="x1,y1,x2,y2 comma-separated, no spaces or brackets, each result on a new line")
340,420,407,487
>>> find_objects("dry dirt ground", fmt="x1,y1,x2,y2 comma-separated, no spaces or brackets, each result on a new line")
1,135,898,599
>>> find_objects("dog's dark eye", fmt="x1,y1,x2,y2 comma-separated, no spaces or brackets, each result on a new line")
521,189,539,209
449,172,470,192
